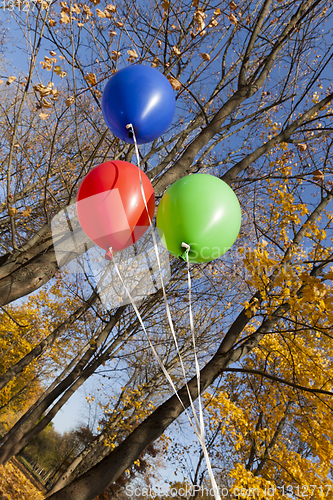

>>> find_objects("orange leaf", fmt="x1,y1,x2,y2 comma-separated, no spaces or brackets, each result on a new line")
312,169,324,181
85,73,97,86
167,75,181,90
6,76,17,85
127,49,138,59
228,13,238,24
96,8,106,18
60,11,70,24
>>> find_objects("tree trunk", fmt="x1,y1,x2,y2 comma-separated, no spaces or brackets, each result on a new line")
0,307,125,464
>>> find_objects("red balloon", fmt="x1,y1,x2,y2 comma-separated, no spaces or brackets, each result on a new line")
76,160,155,253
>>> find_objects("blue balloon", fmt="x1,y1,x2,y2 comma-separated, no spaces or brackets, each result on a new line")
102,65,176,145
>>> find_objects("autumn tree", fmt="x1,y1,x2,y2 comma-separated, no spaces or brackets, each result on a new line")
1,0,333,499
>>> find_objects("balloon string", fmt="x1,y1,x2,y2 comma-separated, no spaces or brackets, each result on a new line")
126,123,199,408
112,260,198,431
125,124,221,500
113,257,221,499
182,243,221,500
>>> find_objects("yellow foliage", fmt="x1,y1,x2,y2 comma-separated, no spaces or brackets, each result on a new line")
0,461,44,500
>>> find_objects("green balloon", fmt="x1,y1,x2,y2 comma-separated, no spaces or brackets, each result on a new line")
156,174,241,263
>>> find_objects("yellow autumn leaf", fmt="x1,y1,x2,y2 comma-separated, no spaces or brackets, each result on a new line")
228,12,238,24
162,0,170,9
41,98,53,108
109,30,117,37
152,56,160,67
0,79,3,84
60,1,69,12
297,143,307,151
6,76,17,85
312,169,324,181
71,3,81,14
96,8,106,18
39,112,49,120
105,3,116,12
54,66,63,75
167,75,181,90
214,7,221,16
172,46,181,55
116,21,124,27
65,96,75,107
49,18,56,26
60,11,70,24
89,0,100,4
22,207,32,217
208,18,218,27
111,50,121,61
8,207,17,216
230,0,237,10
49,50,57,56
85,73,97,86
127,49,138,59
36,0,50,8
83,5,93,16
45,56,57,64
201,52,210,61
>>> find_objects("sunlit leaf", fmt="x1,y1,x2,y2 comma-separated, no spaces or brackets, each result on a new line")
167,75,181,90
65,96,75,107
6,76,17,85
96,8,106,18
228,13,238,24
60,11,70,24
85,73,97,86
8,207,17,216
312,169,324,181
71,3,81,14
111,50,121,61
105,3,116,12
83,5,93,17
127,49,138,59
41,98,53,109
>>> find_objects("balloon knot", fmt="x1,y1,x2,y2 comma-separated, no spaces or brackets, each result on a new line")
105,248,113,261
180,242,190,262
126,123,134,139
